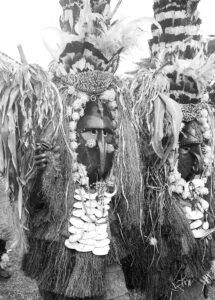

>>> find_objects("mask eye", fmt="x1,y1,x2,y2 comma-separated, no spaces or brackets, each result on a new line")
103,129,107,136
179,147,190,154
91,129,97,135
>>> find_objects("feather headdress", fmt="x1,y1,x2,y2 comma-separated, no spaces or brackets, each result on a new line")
43,0,161,75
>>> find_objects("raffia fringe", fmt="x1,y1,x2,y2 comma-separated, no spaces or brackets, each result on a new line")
23,238,107,298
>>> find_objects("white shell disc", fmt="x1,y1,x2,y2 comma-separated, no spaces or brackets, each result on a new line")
81,214,96,222
75,188,87,196
192,228,215,239
94,209,104,218
69,233,83,243
96,223,108,234
85,200,98,208
69,217,84,228
82,231,97,240
95,238,110,248
73,202,84,209
95,232,108,241
74,194,87,201
93,245,110,256
103,197,112,204
202,221,209,230
83,222,96,232
185,210,204,220
65,239,78,250
68,225,84,234
72,209,84,218
199,199,209,211
75,243,94,252
190,219,202,230
79,239,96,246
87,193,98,200
86,207,96,215
96,218,107,224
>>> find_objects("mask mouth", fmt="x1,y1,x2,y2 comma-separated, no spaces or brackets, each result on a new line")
77,142,115,185
88,151,115,185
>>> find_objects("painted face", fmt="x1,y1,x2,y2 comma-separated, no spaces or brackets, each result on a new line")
178,121,204,181
76,100,116,184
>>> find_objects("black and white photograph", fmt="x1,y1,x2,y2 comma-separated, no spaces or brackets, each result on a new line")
0,0,215,299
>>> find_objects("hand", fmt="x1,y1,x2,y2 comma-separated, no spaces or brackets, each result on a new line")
34,141,60,170
34,152,49,170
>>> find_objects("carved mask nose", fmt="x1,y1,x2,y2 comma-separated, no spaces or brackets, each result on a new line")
190,144,204,175
97,130,107,176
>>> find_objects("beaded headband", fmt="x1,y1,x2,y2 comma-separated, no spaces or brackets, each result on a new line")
59,70,116,95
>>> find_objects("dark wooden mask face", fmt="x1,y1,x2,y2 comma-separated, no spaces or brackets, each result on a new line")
178,120,204,181
76,100,116,185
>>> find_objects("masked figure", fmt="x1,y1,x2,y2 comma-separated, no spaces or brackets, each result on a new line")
19,2,147,299
21,32,146,297
128,0,215,298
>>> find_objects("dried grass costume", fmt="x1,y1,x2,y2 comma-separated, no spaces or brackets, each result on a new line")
127,0,215,299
